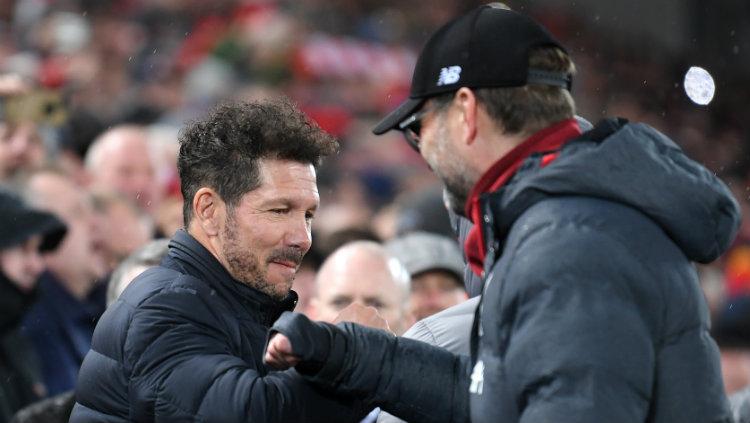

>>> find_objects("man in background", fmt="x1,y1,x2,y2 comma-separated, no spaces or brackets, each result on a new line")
385,231,466,321
0,187,66,420
21,170,108,396
311,240,412,335
84,125,160,215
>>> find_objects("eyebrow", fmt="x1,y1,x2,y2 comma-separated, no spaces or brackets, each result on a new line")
329,295,352,303
260,197,318,210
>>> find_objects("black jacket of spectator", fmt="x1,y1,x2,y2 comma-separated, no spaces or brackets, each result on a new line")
271,119,740,423
70,229,366,422
0,274,44,422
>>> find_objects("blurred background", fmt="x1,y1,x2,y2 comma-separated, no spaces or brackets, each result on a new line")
1,0,750,413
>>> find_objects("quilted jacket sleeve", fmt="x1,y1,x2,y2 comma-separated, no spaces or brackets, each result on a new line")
124,287,367,423
270,312,471,423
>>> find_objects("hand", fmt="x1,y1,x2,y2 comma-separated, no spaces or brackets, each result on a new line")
333,303,393,334
264,333,300,370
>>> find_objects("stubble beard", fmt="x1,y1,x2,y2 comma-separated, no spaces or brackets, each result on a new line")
222,214,278,300
221,213,303,301
427,122,476,217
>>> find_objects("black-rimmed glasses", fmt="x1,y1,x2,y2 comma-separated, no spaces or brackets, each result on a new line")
397,107,431,152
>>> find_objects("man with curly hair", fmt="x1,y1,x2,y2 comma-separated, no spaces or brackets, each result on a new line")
70,99,369,422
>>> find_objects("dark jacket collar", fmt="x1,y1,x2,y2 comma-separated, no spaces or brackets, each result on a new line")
166,230,297,326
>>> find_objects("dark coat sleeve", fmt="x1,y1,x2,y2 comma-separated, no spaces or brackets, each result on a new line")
123,288,367,423
270,312,471,423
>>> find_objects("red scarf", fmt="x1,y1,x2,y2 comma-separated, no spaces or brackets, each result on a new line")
464,119,582,276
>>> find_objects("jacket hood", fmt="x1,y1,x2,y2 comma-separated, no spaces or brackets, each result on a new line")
497,118,741,263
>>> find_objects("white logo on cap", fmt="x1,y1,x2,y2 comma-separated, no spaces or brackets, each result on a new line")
437,66,462,86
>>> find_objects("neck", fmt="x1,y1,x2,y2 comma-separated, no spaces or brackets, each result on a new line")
187,225,231,275
46,267,94,300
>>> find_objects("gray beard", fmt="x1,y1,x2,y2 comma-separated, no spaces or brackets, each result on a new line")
442,186,468,217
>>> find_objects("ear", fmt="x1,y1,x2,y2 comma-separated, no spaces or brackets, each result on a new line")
454,87,479,147
192,187,225,237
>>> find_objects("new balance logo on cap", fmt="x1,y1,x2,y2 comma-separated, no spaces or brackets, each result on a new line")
437,66,462,86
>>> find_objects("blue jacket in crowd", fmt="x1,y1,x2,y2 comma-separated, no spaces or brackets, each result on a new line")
70,230,367,422
22,272,102,396
272,118,740,423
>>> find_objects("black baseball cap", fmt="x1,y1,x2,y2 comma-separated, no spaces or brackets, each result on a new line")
0,188,67,252
373,5,571,135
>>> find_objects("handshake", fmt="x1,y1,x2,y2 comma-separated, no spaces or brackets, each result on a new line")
264,303,391,371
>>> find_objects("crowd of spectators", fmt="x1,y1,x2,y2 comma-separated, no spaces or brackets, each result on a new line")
1,0,749,420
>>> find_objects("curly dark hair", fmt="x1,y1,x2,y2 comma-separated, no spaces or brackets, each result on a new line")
177,98,339,227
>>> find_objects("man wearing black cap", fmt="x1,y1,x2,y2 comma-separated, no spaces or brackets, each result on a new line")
0,187,66,421
266,4,739,422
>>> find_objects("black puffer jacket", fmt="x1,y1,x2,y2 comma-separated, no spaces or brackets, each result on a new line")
272,118,740,423
71,230,366,423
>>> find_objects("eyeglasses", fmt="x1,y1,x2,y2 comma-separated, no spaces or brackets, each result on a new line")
397,107,431,152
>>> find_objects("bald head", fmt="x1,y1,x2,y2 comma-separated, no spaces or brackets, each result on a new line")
85,125,158,211
312,241,411,334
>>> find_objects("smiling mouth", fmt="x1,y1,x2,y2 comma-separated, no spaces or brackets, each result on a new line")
270,260,297,269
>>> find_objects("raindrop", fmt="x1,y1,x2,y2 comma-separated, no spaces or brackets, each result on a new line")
683,66,715,106
147,201,152,206
733,45,739,55
153,48,158,55
128,56,133,62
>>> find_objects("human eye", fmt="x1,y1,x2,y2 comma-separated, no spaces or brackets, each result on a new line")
366,299,385,310
330,297,351,310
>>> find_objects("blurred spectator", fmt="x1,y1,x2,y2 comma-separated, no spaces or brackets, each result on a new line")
0,187,66,421
311,240,412,335
0,75,46,181
385,231,467,321
105,238,169,306
91,191,153,273
21,170,107,396
84,125,160,214
393,185,455,239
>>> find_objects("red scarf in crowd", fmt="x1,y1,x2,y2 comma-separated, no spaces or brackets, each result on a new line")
463,118,582,276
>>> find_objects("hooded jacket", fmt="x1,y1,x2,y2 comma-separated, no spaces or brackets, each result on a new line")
70,230,366,423
271,118,740,423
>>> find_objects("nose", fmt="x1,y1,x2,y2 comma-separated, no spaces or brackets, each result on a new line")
285,212,312,254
